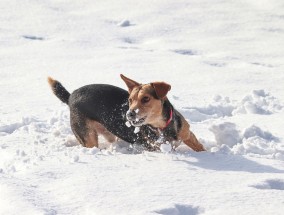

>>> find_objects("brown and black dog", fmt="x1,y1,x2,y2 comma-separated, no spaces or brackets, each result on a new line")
48,74,205,152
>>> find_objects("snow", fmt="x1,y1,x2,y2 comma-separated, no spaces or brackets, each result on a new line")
160,143,172,153
117,19,131,27
1,0,284,214
209,122,241,147
125,121,131,128
134,126,140,134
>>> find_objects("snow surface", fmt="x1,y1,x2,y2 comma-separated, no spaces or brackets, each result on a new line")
1,0,284,214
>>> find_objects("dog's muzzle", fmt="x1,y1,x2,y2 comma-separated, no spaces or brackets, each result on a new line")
126,110,146,127
126,110,136,121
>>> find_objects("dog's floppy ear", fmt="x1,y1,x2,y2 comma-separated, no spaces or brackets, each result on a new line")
151,82,171,99
120,74,140,93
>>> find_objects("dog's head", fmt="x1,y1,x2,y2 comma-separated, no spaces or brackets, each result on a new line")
121,74,171,128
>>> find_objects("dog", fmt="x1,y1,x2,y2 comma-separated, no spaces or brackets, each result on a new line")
48,74,205,152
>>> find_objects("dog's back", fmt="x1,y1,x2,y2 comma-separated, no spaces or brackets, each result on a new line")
69,84,138,143
48,78,157,147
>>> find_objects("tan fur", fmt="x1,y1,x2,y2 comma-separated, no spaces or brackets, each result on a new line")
47,77,56,88
85,120,117,148
93,121,117,143
151,82,171,99
120,74,141,93
129,84,166,128
178,118,205,152
84,119,99,148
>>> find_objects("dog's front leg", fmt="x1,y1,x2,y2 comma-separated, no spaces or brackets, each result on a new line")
183,131,205,152
179,120,205,152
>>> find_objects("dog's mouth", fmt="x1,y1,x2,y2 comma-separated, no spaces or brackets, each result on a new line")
129,116,146,127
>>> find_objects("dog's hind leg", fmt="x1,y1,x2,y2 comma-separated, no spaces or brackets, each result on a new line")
84,119,100,148
101,130,117,143
92,121,117,143
70,111,98,148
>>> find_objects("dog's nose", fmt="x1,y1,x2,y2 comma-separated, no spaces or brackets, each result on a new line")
126,110,136,120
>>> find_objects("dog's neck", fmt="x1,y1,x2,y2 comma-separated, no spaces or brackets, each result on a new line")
159,99,182,141
161,108,173,129
148,99,176,131
145,98,173,129
161,99,174,129
141,99,182,147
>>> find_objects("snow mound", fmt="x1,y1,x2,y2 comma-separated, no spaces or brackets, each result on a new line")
209,122,241,147
182,96,234,122
233,90,283,115
210,123,284,160
0,116,42,135
243,125,278,141
182,90,283,122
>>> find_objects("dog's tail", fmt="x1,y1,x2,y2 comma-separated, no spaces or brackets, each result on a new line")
47,77,70,104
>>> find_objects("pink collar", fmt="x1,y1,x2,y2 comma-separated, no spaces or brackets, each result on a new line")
160,109,173,130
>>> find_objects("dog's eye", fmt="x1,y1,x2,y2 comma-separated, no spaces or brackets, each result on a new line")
141,96,150,104
129,98,133,104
